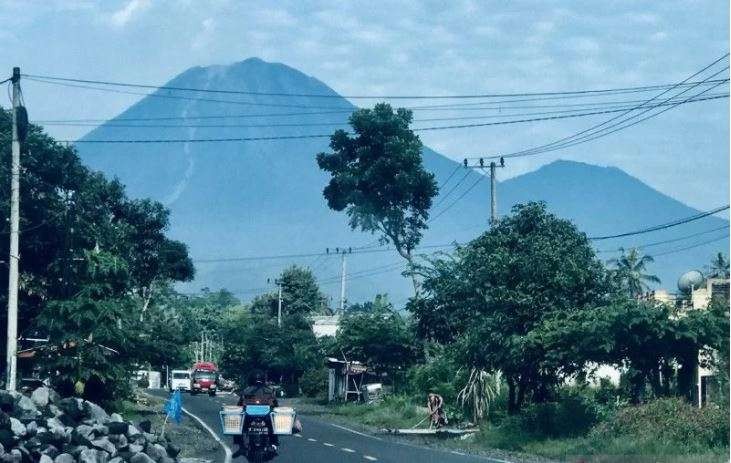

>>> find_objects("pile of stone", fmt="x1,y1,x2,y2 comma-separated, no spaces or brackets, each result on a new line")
0,387,180,463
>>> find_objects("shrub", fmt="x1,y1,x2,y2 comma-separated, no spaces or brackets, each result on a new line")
590,398,729,451
300,367,328,398
520,389,600,438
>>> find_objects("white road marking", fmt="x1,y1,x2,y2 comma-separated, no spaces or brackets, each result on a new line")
364,456,378,461
323,442,335,447
181,406,232,463
307,438,317,442
341,448,356,453
451,450,466,456
330,423,383,441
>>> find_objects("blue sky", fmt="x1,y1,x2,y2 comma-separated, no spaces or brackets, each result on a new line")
0,0,728,211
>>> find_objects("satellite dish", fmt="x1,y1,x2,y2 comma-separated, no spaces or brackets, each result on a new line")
678,270,704,293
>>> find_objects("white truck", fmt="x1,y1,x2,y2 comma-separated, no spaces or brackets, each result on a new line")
169,370,192,392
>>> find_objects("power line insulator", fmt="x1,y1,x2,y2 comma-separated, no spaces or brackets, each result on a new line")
479,158,484,167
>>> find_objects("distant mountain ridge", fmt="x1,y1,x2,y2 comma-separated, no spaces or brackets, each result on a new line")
76,58,729,304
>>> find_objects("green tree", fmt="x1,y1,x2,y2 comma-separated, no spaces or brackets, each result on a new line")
35,250,138,404
412,202,608,413
251,266,327,317
607,247,661,297
336,296,420,383
707,252,730,279
316,103,438,296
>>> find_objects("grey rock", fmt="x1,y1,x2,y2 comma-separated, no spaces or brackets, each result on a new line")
142,433,157,444
108,459,123,463
159,459,175,463
48,405,63,418
129,453,155,463
91,424,108,437
31,387,51,408
53,454,75,463
127,444,143,454
137,421,151,434
15,396,39,420
41,444,59,458
109,414,123,423
145,444,167,462
91,437,116,457
25,421,37,436
0,449,20,463
39,456,54,463
106,423,127,436
108,433,127,449
45,418,65,434
126,425,140,438
8,418,25,437
82,402,108,424
165,443,180,458
79,448,106,463
75,425,94,441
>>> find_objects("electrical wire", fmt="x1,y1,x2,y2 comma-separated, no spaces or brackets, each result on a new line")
471,54,730,160
22,72,731,100
589,205,730,240
30,86,729,124
652,234,729,257
595,224,730,253
34,92,728,129
429,173,487,223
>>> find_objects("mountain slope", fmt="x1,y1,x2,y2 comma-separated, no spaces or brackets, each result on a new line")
76,58,729,304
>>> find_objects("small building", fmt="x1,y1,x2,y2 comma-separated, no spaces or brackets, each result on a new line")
311,315,341,338
325,357,367,402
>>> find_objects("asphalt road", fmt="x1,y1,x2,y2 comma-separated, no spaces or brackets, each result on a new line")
151,390,505,463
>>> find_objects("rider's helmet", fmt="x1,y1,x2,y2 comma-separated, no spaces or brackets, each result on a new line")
248,370,265,386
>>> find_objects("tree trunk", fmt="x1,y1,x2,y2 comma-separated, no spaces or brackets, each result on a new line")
507,377,518,415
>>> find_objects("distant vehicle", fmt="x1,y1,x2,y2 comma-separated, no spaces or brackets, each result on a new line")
191,362,218,396
218,377,236,392
169,370,191,392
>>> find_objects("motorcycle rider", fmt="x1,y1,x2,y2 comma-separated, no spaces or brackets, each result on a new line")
235,371,279,454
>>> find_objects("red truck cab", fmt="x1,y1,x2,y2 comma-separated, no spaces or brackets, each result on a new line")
190,362,219,396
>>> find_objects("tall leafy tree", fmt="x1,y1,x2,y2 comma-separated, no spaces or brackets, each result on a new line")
411,202,609,413
316,103,438,296
251,265,327,317
607,247,661,297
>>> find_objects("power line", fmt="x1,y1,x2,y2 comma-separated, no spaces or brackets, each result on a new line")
24,72,730,100
595,224,730,253
58,93,727,144
34,93,728,129
589,205,730,241
192,243,457,264
30,86,729,124
429,173,487,223
472,54,730,161
652,234,729,257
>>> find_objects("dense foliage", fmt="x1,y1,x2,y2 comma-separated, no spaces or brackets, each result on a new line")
0,109,194,403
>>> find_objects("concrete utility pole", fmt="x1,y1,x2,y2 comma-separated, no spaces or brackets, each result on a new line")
340,252,347,313
6,67,21,391
464,156,505,226
277,280,283,328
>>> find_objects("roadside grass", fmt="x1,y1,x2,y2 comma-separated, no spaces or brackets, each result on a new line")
301,394,730,463
328,395,425,430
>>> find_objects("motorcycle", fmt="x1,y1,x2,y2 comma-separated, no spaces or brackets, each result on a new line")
241,404,277,462
222,404,298,462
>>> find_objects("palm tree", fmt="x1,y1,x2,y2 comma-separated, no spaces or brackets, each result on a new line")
707,252,730,279
608,247,661,297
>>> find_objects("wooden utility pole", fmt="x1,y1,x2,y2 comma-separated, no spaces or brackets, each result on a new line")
277,280,283,328
6,67,21,391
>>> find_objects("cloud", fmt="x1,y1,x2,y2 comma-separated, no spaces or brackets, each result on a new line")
191,17,216,51
108,0,150,28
